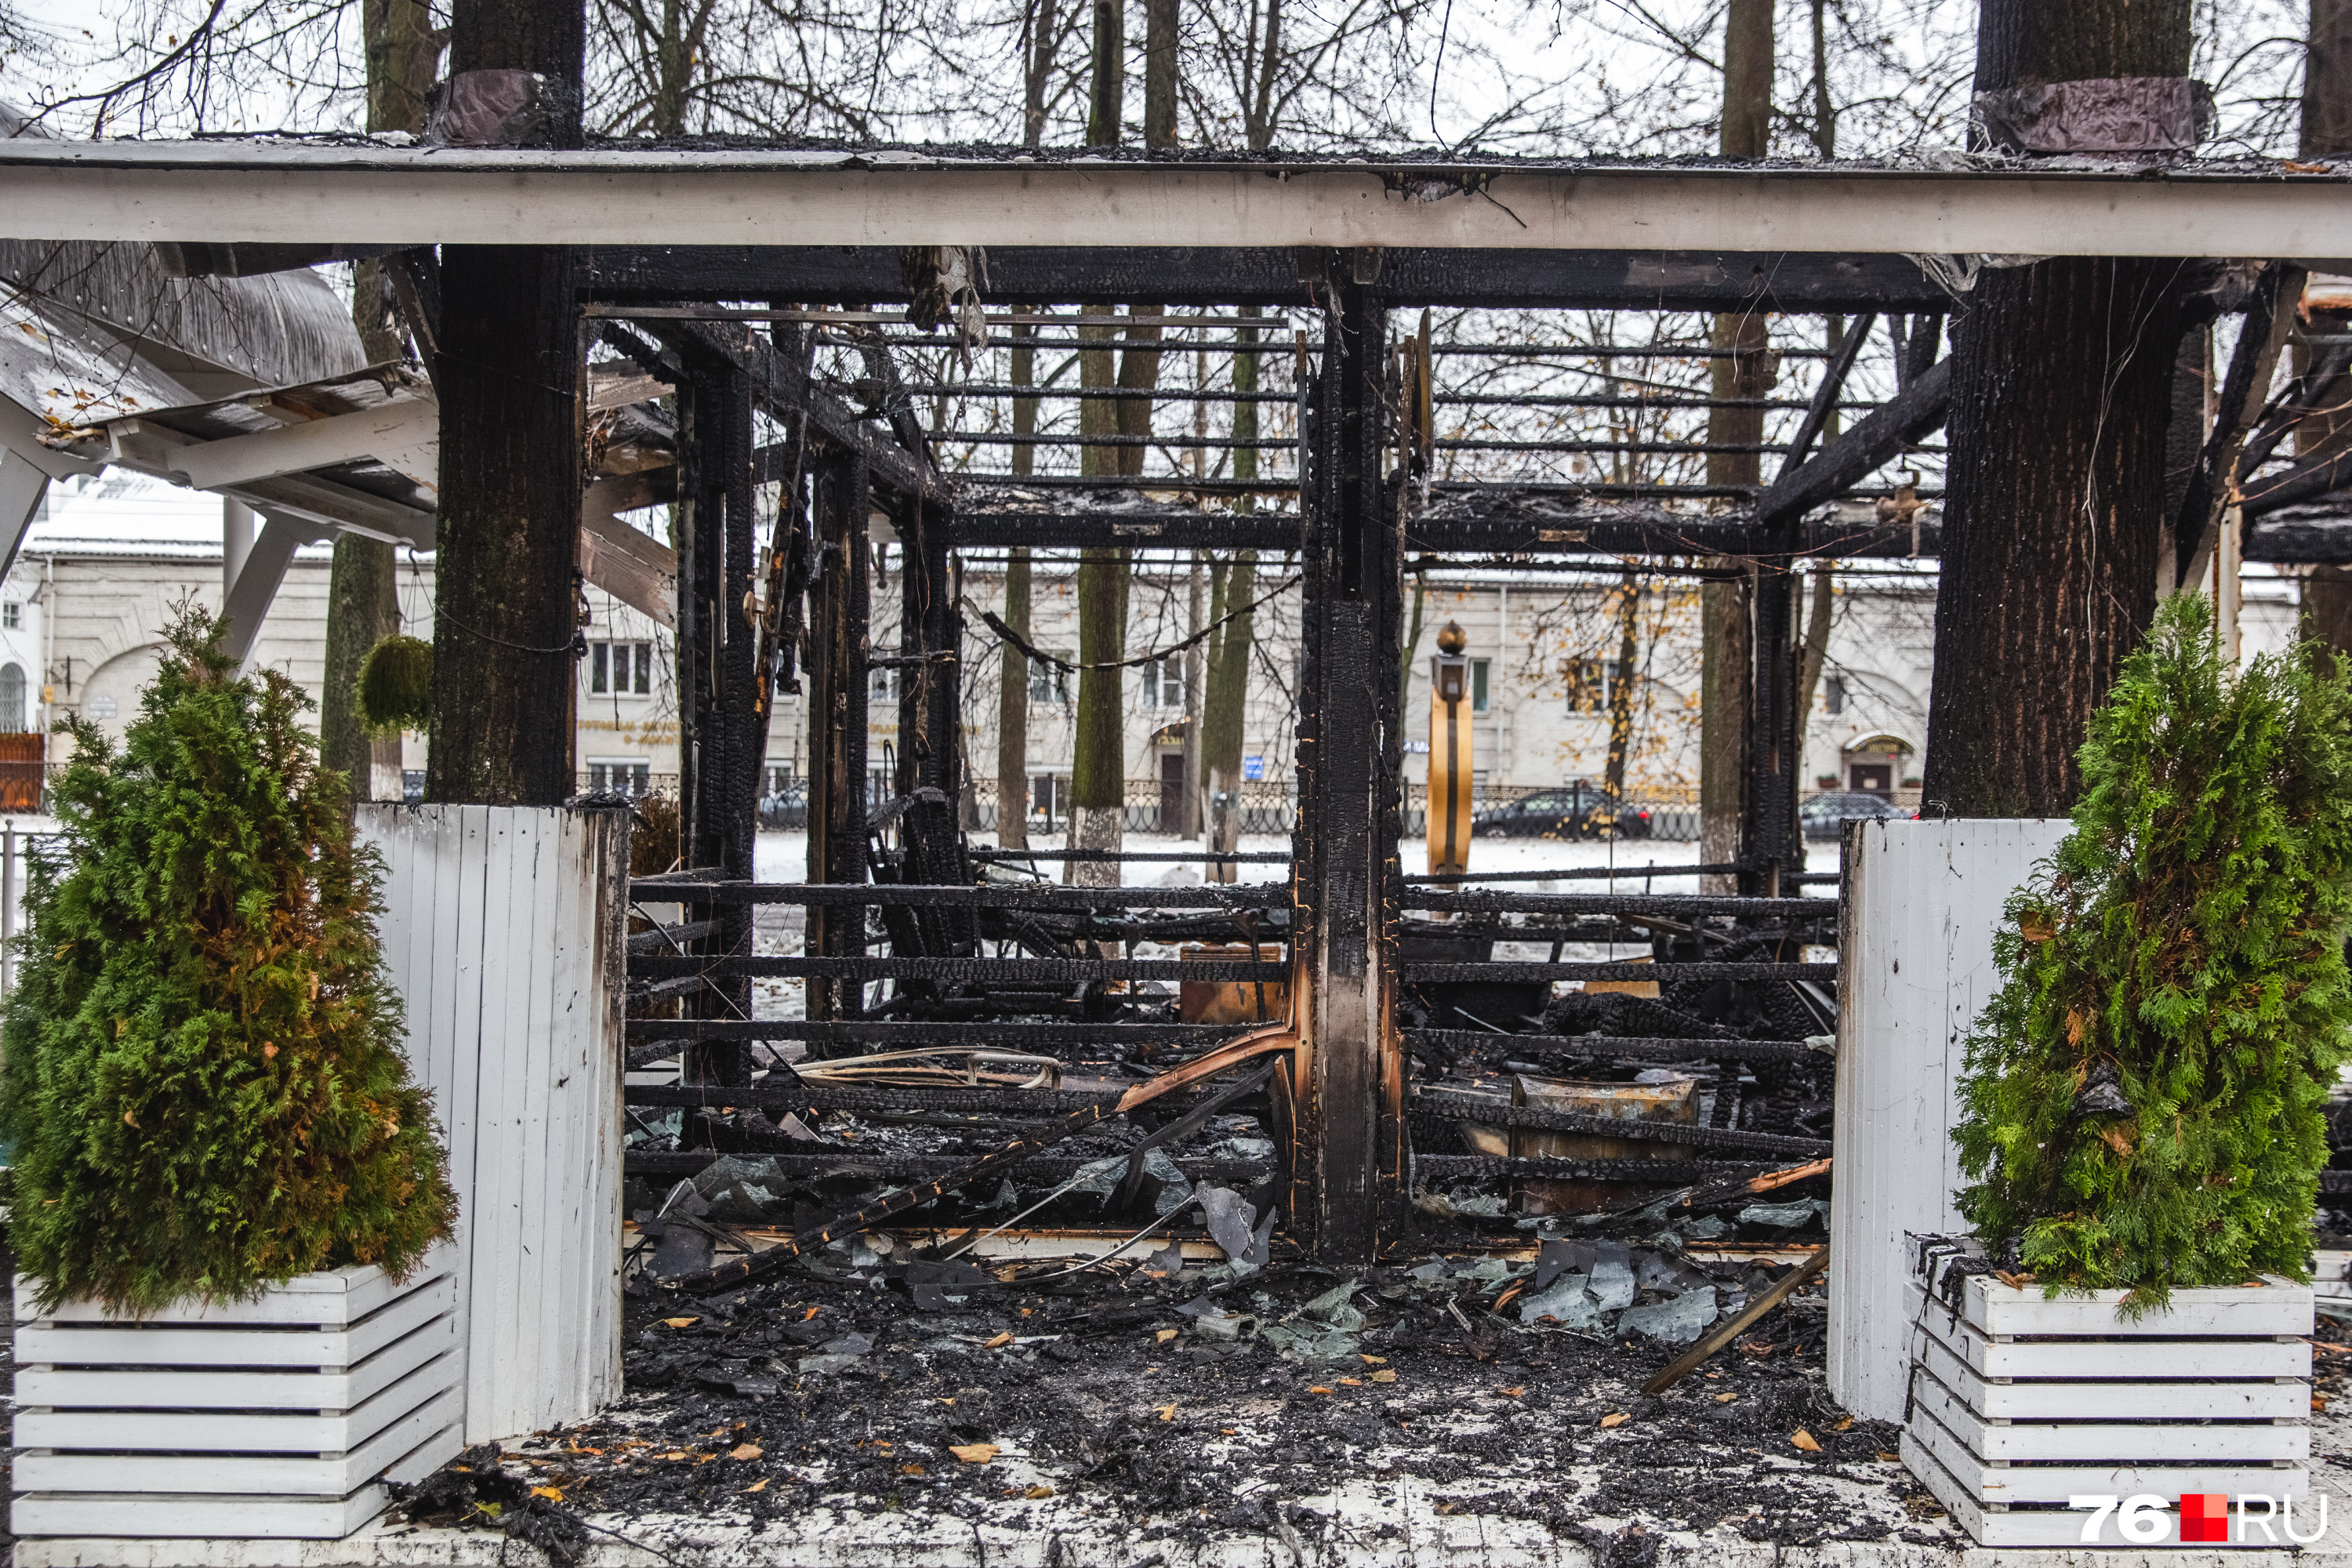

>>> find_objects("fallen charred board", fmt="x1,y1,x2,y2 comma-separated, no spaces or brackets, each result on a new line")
628,880,1288,909
631,955,1287,982
1411,1094,1831,1158
1410,891,1835,917
1405,1029,1822,1063
622,1151,1274,1181
626,1080,1255,1117
1415,1154,1774,1183
1403,960,1837,982
625,1020,1255,1047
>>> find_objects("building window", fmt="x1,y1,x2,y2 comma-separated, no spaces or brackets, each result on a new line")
589,641,652,695
0,663,24,733
1563,657,1603,715
1471,659,1490,713
1825,675,1846,716
1029,652,1071,705
871,666,902,703
1141,655,1183,709
586,760,652,798
3,603,20,630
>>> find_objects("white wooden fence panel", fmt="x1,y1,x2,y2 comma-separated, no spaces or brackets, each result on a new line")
1829,817,2071,1421
1904,1286,2312,1380
354,804,626,1443
1944,1271,2310,1337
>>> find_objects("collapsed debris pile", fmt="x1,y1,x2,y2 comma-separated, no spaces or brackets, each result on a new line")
397,1236,1933,1551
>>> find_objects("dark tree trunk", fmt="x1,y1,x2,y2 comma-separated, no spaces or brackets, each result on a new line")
1922,0,2193,818
1700,0,1771,888
426,0,585,804
425,244,583,804
2301,0,2352,661
321,538,401,802
330,0,437,806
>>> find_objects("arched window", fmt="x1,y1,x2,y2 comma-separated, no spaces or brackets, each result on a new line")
0,663,27,733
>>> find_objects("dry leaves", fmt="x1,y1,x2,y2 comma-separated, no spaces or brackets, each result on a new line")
949,1443,1000,1465
1600,1412,1631,1428
1359,1353,1388,1365
1307,1385,1334,1395
1714,1392,1737,1405
530,1486,564,1502
901,1463,927,1476
983,1331,1014,1349
1338,1377,1362,1387
1500,1386,1525,1398
1155,1403,1177,1421
1370,1369,1396,1384
659,1317,699,1329
1025,1485,1054,1500
728,1443,763,1461
742,1479,769,1494
1791,1429,1822,1453
1155,1328,1178,1344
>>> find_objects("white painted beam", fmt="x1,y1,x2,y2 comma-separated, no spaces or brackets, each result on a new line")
220,512,328,669
169,398,437,492
0,143,2341,257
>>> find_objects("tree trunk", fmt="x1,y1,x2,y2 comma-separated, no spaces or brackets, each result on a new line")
1180,551,1203,839
2301,0,2352,665
427,0,583,805
1069,304,1127,884
1203,549,1257,879
1602,568,1639,800
997,548,1031,848
1699,0,1773,890
1922,0,2192,818
332,0,437,806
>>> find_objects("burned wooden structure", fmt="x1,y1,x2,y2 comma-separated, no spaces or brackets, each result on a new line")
13,143,2343,1269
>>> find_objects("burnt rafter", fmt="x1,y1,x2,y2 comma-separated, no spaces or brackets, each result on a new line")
641,316,945,504
582,246,1968,312
1753,358,1951,529
2175,260,2304,585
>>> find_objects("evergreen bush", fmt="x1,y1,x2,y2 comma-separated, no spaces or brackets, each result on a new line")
1,609,456,1312
1952,594,2352,1311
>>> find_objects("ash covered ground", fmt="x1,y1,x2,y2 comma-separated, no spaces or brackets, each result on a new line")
392,1233,1960,1561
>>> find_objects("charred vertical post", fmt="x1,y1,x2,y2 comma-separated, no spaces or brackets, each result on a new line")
1293,260,1406,1265
1744,560,1798,895
805,449,872,1029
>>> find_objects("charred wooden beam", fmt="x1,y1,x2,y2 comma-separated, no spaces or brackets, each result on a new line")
2176,261,2304,587
1753,358,1951,529
582,246,1968,311
1294,262,1408,1264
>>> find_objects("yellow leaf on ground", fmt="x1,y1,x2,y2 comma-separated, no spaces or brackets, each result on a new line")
1338,1377,1363,1386
743,1479,769,1494
901,1463,927,1476
1876,1451,1901,1463
803,1307,820,1320
984,1331,1014,1349
1156,1327,1178,1344
1360,1354,1388,1365
729,1443,763,1461
1834,1416,1853,1432
1307,1385,1333,1395
1500,1386,1525,1397
661,1317,699,1329
1600,1413,1630,1428
949,1443,1000,1465
660,1450,689,1461
1156,1403,1177,1421
1792,1429,1822,1453
1370,1369,1397,1384
530,1486,563,1503
1715,1392,1737,1405
1025,1485,1054,1499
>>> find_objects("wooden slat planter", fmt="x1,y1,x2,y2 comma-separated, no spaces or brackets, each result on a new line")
9,1247,463,1539
1901,1236,2313,1548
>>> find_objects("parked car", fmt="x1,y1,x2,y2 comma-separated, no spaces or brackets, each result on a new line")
1471,781,1653,840
1800,789,1911,840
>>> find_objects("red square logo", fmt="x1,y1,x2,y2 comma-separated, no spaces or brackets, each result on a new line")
2180,1494,2230,1543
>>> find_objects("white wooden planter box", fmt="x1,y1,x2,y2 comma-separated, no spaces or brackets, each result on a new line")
1900,1236,2313,1548
10,1246,463,1539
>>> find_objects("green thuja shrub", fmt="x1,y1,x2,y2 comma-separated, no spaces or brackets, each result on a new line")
0,608,456,1312
1952,594,2352,1312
